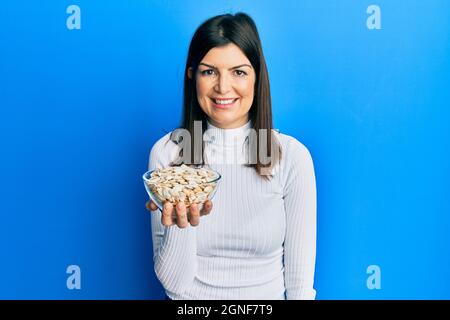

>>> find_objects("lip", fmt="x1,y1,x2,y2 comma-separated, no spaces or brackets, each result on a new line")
210,97,239,109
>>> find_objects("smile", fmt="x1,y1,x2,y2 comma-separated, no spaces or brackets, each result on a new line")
211,98,239,109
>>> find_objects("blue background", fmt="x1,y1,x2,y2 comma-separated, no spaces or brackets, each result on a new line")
0,0,449,299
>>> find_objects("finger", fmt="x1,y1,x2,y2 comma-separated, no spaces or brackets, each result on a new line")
161,202,174,226
200,200,213,216
189,203,200,226
175,202,188,228
146,200,158,211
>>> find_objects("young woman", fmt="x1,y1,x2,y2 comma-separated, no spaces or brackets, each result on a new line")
146,13,317,300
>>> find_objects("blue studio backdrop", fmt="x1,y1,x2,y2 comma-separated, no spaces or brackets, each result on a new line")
0,1,449,299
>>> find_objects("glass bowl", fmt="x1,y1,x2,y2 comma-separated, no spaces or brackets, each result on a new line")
143,166,221,212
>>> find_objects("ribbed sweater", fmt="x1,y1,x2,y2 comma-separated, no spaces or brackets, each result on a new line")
148,120,317,300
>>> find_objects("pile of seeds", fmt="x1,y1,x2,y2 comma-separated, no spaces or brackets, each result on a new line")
145,164,218,207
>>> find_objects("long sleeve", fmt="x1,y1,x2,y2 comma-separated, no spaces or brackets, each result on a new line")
148,135,198,295
282,138,317,300
147,126,316,300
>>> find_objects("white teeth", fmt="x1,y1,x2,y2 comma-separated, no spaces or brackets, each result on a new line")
214,99,235,105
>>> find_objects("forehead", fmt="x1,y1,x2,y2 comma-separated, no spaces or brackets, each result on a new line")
200,43,251,67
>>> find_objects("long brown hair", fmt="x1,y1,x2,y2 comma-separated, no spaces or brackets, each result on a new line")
171,12,281,178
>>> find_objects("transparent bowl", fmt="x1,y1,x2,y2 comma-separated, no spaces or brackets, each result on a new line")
143,167,221,212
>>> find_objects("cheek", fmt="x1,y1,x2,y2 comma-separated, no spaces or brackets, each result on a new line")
196,81,207,97
196,81,211,106
237,79,255,101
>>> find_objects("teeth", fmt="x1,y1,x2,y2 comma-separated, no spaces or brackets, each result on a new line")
214,99,235,105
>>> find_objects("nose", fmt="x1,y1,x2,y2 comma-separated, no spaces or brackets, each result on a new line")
214,73,231,94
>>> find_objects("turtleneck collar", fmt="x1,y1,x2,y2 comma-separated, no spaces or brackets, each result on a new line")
204,119,253,147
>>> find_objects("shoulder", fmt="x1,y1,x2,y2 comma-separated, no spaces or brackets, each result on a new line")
272,131,315,183
275,131,314,164
148,131,180,170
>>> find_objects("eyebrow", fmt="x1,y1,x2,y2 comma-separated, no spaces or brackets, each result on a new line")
199,62,253,70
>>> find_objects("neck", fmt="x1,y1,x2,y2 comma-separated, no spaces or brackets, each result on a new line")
206,117,249,129
204,118,252,147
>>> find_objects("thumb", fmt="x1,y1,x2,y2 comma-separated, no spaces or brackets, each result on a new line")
146,200,158,211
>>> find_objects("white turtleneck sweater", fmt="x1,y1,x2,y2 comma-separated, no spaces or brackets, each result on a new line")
148,120,317,300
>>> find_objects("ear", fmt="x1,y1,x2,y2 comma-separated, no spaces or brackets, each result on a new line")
187,67,193,79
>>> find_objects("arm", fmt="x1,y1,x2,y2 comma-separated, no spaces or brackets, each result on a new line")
148,138,198,295
283,139,317,300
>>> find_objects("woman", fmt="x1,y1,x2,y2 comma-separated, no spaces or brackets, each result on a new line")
146,13,317,300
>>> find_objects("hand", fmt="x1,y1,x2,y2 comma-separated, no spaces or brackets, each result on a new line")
146,200,213,228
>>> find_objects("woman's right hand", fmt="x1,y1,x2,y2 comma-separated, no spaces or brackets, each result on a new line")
146,200,213,228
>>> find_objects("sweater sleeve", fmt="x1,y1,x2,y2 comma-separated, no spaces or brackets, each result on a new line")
148,135,198,295
282,138,317,300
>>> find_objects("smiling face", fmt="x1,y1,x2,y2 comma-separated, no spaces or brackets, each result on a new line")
188,43,256,129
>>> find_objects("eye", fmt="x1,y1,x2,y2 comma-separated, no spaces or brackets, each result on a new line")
200,69,216,76
233,69,247,77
